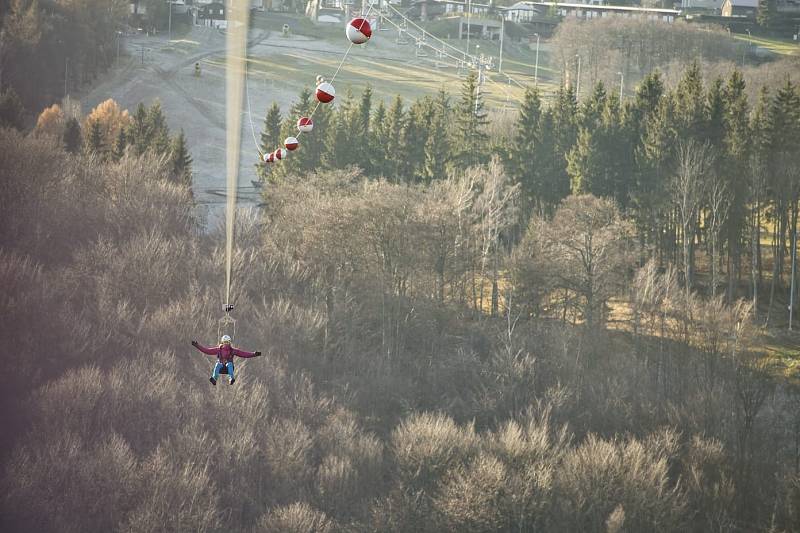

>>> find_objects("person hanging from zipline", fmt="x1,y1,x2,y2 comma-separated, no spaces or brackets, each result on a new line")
191,335,261,386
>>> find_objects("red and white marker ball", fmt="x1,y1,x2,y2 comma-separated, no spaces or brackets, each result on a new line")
262,152,271,163
284,136,299,151
297,117,313,133
274,148,287,160
346,18,372,45
316,82,335,104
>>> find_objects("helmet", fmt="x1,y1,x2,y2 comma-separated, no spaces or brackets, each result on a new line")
220,335,232,344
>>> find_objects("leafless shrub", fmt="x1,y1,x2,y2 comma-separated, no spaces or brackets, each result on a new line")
262,418,315,504
0,250,90,397
392,412,479,493
257,502,335,533
435,452,511,532
606,504,626,533
32,351,184,454
123,447,221,533
551,18,744,93
73,229,192,314
554,434,688,532
2,431,140,533
680,435,736,532
315,409,383,517
103,151,196,238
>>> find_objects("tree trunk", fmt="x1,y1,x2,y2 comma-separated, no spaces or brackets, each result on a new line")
767,227,779,326
711,230,718,298
752,208,759,314
757,202,763,287
684,220,691,306
491,279,499,317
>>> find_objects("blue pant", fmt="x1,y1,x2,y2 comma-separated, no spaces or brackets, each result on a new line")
212,361,234,381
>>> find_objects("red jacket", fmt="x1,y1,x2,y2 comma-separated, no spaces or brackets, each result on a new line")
193,342,257,363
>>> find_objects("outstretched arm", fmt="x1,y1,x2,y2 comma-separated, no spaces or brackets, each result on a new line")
191,340,218,356
233,347,261,358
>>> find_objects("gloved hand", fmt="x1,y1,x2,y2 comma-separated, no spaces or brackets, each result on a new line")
191,340,199,347
254,351,262,357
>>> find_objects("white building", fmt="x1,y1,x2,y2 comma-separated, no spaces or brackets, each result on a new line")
680,0,724,12
504,1,542,22
502,1,681,22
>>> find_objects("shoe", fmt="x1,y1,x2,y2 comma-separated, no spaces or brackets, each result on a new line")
229,377,235,385
209,377,217,386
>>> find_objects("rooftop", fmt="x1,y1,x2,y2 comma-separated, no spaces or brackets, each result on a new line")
507,1,682,14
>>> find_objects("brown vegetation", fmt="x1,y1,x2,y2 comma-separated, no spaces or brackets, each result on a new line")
1,82,798,532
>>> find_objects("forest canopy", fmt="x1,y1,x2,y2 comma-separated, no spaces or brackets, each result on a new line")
2,52,800,532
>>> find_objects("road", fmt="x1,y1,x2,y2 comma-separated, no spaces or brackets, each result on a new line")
82,26,286,229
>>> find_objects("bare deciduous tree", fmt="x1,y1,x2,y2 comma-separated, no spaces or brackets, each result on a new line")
673,140,713,305
706,171,731,298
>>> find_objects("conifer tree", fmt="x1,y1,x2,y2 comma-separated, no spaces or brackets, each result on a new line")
422,92,450,183
357,84,372,133
305,94,333,171
171,129,193,186
722,70,750,293
325,89,358,169
370,100,388,177
147,101,171,155
129,103,150,155
534,110,561,214
749,86,771,294
567,127,599,195
86,119,104,154
270,89,322,180
63,117,82,154
509,87,542,212
706,78,726,153
757,0,777,29
603,96,631,206
548,85,578,204
580,81,607,130
356,86,374,174
674,61,706,141
260,102,282,155
568,95,624,201
113,127,127,160
401,98,431,181
765,79,800,305
378,95,405,180
636,92,676,256
452,70,489,170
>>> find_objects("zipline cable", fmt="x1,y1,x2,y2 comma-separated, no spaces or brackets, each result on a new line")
245,4,375,154
299,3,374,137
224,0,251,309
245,56,262,156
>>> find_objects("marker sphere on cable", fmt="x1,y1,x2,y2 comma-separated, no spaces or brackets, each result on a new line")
284,136,299,151
316,82,335,103
267,152,275,163
297,117,313,133
262,152,270,163
274,148,287,160
346,18,372,44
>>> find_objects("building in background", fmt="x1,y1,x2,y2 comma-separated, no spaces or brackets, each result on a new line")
680,0,724,13
720,0,757,17
503,2,680,22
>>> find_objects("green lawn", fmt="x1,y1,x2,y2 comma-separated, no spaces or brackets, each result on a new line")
733,33,799,56
203,38,556,109
243,13,558,108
